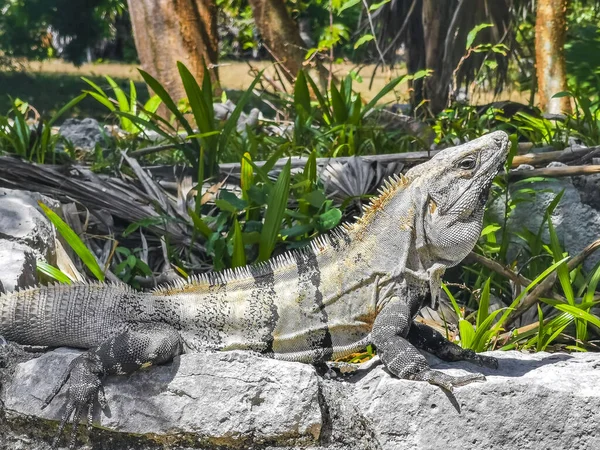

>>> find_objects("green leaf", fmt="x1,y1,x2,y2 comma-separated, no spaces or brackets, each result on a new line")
442,284,463,318
47,93,86,128
241,152,254,201
143,95,162,114
38,202,105,282
552,91,573,99
177,62,216,143
294,70,311,115
584,262,600,304
477,278,491,326
280,224,314,238
135,258,153,277
458,319,476,349
230,217,246,268
484,60,498,70
472,309,505,351
496,256,570,326
138,68,195,137
553,304,600,329
258,160,291,261
80,77,108,98
85,91,116,111
219,190,248,211
369,0,390,11
361,74,407,117
218,70,265,155
330,81,348,124
304,151,318,184
480,224,501,237
105,75,133,130
548,217,574,304
315,208,342,231
36,261,72,284
304,190,327,208
465,23,493,50
337,0,360,14
354,34,374,49
201,63,214,124
188,208,213,238
129,79,137,117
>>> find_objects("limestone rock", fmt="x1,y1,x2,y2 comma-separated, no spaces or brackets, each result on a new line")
1,349,600,449
0,188,59,291
350,351,600,450
1,349,322,449
489,172,600,272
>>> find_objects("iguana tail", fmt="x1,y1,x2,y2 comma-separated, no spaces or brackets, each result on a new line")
0,282,133,348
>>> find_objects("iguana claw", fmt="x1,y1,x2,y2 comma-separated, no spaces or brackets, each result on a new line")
472,353,499,369
411,368,486,392
457,348,499,369
44,352,106,450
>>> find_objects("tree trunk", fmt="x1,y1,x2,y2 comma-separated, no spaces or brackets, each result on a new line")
421,0,453,114
127,0,219,102
248,0,307,82
535,0,571,114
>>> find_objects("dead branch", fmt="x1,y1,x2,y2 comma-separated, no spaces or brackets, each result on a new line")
512,146,597,167
465,252,532,287
508,165,600,180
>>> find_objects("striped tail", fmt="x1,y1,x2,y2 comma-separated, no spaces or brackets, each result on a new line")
0,282,135,349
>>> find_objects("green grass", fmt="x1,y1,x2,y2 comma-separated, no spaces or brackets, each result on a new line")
0,71,149,120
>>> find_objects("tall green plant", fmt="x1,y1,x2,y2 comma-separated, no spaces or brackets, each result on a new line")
0,96,85,163
82,75,161,134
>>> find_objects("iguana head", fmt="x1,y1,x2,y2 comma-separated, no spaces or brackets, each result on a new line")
409,130,510,268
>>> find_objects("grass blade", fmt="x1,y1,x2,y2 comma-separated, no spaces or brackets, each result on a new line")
231,217,246,268
361,74,407,117
37,261,72,284
294,70,311,115
38,202,105,281
138,68,195,137
258,160,291,261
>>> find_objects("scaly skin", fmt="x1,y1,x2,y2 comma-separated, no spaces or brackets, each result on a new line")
0,131,509,448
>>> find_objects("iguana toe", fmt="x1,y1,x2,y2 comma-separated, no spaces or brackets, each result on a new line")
47,353,105,449
475,354,499,369
411,368,486,391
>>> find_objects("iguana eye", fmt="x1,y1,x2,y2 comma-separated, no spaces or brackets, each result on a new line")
458,157,476,170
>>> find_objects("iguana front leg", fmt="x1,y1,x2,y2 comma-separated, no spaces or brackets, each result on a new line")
45,323,183,449
407,321,498,369
371,296,487,391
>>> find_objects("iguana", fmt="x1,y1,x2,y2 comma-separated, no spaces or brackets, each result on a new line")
0,130,509,449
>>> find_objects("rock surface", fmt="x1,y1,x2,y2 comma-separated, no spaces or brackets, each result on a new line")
0,188,60,292
1,348,599,450
490,166,600,272
58,118,107,152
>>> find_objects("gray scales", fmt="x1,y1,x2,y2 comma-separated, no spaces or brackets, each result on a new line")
0,131,509,449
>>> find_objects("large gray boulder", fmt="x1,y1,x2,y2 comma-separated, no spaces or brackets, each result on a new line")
1,348,599,450
0,189,60,292
491,163,600,272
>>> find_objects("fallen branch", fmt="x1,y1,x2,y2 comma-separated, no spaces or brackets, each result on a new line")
465,252,531,288
512,146,597,167
509,165,600,180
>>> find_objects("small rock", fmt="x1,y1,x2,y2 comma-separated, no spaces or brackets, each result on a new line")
58,118,107,152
